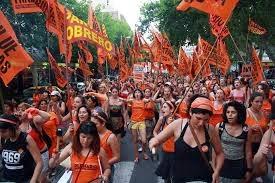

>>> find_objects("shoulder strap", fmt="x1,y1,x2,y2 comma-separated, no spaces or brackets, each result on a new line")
189,123,214,174
218,122,225,138
74,148,92,183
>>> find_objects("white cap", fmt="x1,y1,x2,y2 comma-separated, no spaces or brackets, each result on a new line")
50,90,61,98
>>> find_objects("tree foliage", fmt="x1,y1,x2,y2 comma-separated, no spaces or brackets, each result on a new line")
139,0,275,62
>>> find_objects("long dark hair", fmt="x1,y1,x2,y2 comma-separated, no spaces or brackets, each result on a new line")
0,114,19,138
76,105,92,124
72,122,100,156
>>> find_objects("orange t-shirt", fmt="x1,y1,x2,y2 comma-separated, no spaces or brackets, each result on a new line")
131,100,146,122
43,112,59,156
144,101,155,120
100,130,113,160
177,101,189,119
246,109,268,134
71,152,100,183
162,119,174,152
209,102,223,126
222,86,231,99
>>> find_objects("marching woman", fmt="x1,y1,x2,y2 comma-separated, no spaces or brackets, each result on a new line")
209,89,225,127
215,101,253,182
0,114,43,183
49,122,111,183
153,101,175,183
92,107,120,182
128,88,151,162
107,86,127,143
229,79,246,104
150,94,224,183
144,87,156,140
246,92,269,155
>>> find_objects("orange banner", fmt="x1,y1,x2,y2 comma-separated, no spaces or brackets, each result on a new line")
248,19,267,35
251,48,264,85
0,11,34,86
209,14,230,39
108,47,118,70
10,0,42,14
177,0,239,20
46,49,68,88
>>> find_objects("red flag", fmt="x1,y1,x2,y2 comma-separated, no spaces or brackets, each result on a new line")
10,0,42,14
150,31,162,62
177,0,239,20
78,52,93,77
209,14,230,39
108,46,118,70
46,49,68,88
160,33,176,73
0,11,34,86
251,48,264,85
248,19,267,35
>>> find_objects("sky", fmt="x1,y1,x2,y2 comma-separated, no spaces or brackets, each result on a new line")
94,0,149,30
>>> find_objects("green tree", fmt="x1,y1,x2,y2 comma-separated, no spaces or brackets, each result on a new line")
139,0,275,62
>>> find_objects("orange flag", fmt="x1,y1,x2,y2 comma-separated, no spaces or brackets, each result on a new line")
60,65,75,78
209,14,230,39
178,47,191,76
251,48,264,85
216,39,231,75
78,52,93,77
177,0,239,20
108,46,118,70
46,49,68,88
248,19,267,35
150,30,162,62
10,0,42,14
0,11,34,86
78,42,93,63
160,33,176,73
190,50,201,78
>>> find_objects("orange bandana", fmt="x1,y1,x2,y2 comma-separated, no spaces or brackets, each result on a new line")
191,97,213,112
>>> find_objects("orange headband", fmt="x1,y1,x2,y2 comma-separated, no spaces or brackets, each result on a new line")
191,97,213,112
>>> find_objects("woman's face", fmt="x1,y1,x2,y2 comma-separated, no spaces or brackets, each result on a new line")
144,89,151,98
184,87,194,99
79,133,93,148
39,101,48,111
3,104,12,114
251,96,264,111
134,90,142,99
78,107,89,123
42,92,49,99
164,87,171,97
234,80,240,88
98,85,106,93
73,97,83,110
226,106,238,124
215,89,225,101
111,88,119,97
0,128,12,139
85,97,95,108
50,95,58,102
190,112,211,128
91,117,104,132
161,103,172,116
200,87,208,96
256,85,264,94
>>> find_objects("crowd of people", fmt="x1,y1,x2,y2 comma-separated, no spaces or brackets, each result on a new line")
0,72,275,183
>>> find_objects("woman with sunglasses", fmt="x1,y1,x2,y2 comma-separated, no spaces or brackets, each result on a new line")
0,114,43,183
92,107,120,182
49,122,111,183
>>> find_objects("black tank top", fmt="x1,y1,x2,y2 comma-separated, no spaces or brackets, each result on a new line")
173,122,212,183
1,132,35,181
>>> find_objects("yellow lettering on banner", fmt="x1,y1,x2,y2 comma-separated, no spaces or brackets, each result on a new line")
74,25,83,38
91,32,98,44
67,26,73,40
105,41,112,52
83,27,92,40
98,36,104,47
66,11,72,20
70,15,80,24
